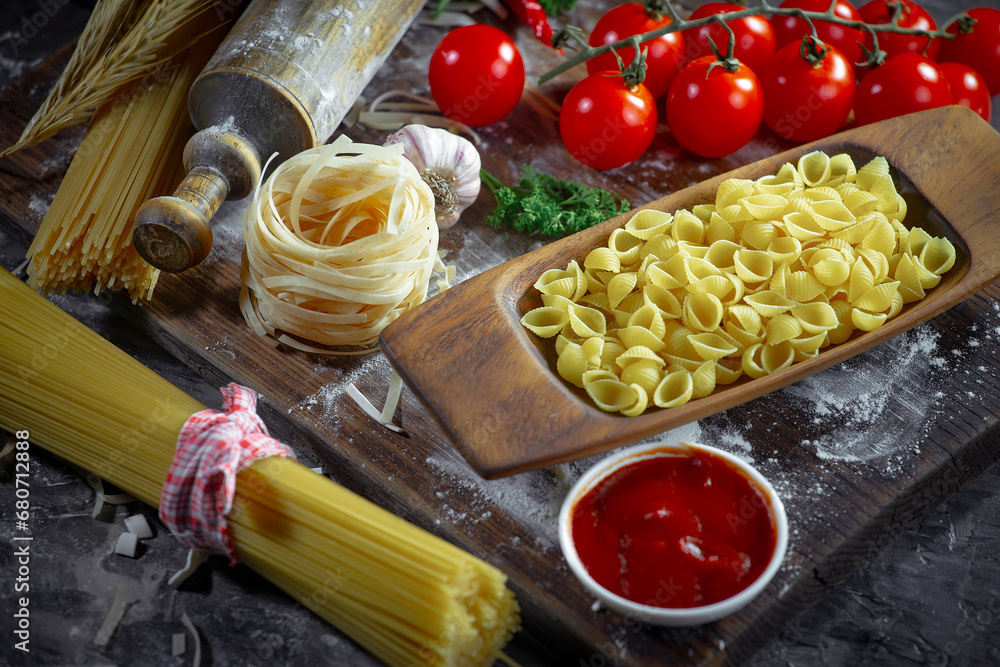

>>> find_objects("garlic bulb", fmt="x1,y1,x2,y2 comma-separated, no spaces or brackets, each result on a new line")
384,124,481,229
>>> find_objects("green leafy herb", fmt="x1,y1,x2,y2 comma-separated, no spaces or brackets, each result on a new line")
538,0,579,16
432,0,452,19
481,167,631,237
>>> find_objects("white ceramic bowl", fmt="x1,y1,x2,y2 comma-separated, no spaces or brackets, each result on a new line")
558,440,788,627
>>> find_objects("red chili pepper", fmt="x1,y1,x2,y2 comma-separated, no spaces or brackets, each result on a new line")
504,0,556,48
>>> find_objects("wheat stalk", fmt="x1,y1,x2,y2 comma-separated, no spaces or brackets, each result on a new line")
0,0,215,159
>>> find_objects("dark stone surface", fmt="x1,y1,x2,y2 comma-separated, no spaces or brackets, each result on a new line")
2,1,1000,666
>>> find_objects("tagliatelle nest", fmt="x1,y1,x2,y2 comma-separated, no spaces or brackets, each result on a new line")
239,135,439,354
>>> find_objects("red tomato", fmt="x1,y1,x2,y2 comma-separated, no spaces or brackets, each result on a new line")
587,3,686,99
760,38,857,142
428,25,525,127
684,2,776,72
938,61,992,122
771,0,864,68
857,0,940,67
854,53,951,126
939,7,1000,96
560,73,658,170
666,56,764,158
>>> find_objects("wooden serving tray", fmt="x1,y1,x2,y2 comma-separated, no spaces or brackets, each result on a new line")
380,106,1000,479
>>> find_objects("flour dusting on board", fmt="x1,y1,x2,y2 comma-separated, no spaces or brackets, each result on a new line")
782,325,946,463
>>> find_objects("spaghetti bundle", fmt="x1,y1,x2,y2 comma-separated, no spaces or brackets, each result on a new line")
0,267,519,666
24,15,227,301
240,136,439,353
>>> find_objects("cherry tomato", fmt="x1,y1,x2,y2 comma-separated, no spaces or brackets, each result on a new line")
939,7,1000,96
587,3,686,99
760,38,857,142
666,56,764,158
857,0,940,67
854,53,951,126
684,2,776,72
560,73,658,170
771,0,864,68
938,61,992,122
428,25,525,127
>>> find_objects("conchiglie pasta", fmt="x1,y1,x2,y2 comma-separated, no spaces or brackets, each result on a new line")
522,151,956,415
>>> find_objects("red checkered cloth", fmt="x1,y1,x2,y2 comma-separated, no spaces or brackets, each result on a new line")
159,383,296,563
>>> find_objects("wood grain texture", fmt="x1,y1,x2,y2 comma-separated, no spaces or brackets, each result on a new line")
380,106,1000,478
3,18,1000,667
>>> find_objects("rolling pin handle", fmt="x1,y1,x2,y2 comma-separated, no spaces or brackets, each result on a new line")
133,129,261,273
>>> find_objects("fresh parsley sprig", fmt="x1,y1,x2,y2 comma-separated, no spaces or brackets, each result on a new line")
481,167,631,237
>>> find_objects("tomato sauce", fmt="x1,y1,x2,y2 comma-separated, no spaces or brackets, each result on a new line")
570,449,778,609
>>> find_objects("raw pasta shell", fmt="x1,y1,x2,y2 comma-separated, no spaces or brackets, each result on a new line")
606,272,638,309
761,341,795,374
856,155,890,191
716,178,756,208
578,292,612,313
582,336,605,367
671,209,706,245
617,326,667,352
585,377,637,412
785,270,825,302
848,258,875,302
682,292,724,332
599,339,627,371
789,331,828,354
798,150,832,186
744,290,797,317
741,219,779,250
616,345,665,368
663,322,698,357
727,304,763,335
809,253,851,287
557,342,588,387
791,302,839,333
659,354,704,372
741,194,789,219
691,360,717,399
684,256,723,283
783,211,826,241
643,284,682,319
584,246,621,273
692,204,716,221
920,237,957,275
641,234,680,262
767,236,802,265
608,228,643,265
853,281,899,313
718,203,754,224
652,370,694,408
843,189,879,216
568,303,607,338
715,358,744,385
704,239,741,270
851,307,888,332
706,213,737,244
621,362,663,396
625,209,673,240
621,384,650,417
827,153,857,186
808,200,856,232
735,249,774,284
628,303,667,339
688,332,739,360
902,226,932,256
765,313,803,346
860,218,897,259
520,307,569,338
858,247,890,283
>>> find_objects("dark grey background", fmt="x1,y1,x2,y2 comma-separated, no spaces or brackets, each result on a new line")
1,1,999,665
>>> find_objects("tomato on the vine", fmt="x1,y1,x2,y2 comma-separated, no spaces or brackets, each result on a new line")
771,0,864,67
938,61,992,122
666,56,764,158
857,0,940,66
684,2,776,72
560,73,658,170
939,7,1000,96
428,25,525,127
759,37,856,142
587,4,686,99
854,53,951,126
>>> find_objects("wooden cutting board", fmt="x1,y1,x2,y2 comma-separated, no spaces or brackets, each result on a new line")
4,23,1000,667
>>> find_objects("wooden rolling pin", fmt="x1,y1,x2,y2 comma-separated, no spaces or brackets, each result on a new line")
132,0,423,273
